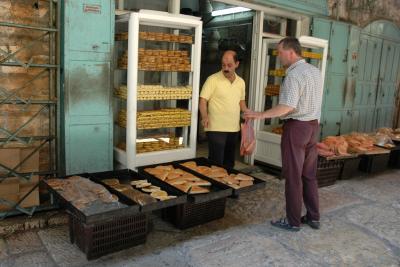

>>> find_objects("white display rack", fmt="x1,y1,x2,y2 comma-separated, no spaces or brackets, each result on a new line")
113,10,202,169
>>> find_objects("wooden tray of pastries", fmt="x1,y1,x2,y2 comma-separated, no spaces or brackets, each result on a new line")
176,157,266,197
118,108,191,129
138,163,232,204
88,170,187,212
42,175,140,224
114,85,192,101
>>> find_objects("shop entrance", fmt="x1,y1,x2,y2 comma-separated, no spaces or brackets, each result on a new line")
197,1,254,165
251,37,328,168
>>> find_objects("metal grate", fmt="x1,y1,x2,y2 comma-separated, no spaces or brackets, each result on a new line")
0,0,60,218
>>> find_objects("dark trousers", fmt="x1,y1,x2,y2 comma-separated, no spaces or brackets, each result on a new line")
206,131,238,169
281,119,320,227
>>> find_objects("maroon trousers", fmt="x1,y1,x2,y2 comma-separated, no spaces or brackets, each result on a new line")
281,119,320,227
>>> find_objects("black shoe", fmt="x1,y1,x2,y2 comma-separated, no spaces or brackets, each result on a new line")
301,215,320,229
271,218,300,232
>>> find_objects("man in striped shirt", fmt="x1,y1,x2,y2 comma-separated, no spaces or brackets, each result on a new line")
245,37,323,232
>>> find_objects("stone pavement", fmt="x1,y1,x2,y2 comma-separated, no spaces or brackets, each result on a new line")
1,169,399,267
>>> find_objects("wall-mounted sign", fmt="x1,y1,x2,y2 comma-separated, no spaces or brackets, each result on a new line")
83,4,101,14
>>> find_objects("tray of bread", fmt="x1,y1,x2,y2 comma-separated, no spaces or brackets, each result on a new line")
138,163,232,204
118,108,191,129
114,85,192,101
176,157,266,197
117,138,184,154
265,84,280,96
138,31,193,44
42,175,140,224
116,31,193,43
118,48,191,72
88,170,187,212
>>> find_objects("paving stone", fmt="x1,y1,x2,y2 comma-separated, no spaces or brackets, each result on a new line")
84,245,189,267
0,238,8,260
337,171,400,204
0,257,13,267
8,251,55,267
5,231,44,255
37,226,90,267
250,215,400,266
318,184,365,213
343,202,400,249
182,227,317,267
226,177,285,224
2,169,400,267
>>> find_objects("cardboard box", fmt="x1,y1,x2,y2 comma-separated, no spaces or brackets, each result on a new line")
0,147,39,174
19,183,40,208
0,176,40,211
0,194,19,212
0,177,19,195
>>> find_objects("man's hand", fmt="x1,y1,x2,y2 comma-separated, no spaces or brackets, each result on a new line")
244,110,265,120
201,116,209,128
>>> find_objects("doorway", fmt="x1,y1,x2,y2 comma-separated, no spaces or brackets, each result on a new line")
197,1,254,165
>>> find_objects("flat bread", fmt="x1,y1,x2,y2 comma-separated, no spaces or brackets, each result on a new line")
239,180,253,187
113,184,131,192
135,182,152,188
169,178,187,185
155,165,173,171
131,180,148,186
155,170,169,181
223,176,240,185
167,172,181,180
150,190,168,198
235,173,254,181
181,161,197,169
175,183,192,193
155,195,177,201
209,170,228,178
189,186,210,194
141,185,161,193
191,180,211,187
102,178,120,186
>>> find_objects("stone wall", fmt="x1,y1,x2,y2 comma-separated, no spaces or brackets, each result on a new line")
327,0,400,27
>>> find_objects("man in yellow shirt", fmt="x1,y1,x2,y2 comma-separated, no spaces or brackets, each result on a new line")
199,50,248,168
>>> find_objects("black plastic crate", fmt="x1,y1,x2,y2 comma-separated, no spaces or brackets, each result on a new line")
316,157,343,187
174,157,266,197
387,145,400,168
68,211,148,260
359,153,390,174
162,197,226,229
340,157,361,179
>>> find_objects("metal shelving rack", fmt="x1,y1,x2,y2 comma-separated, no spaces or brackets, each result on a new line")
0,1,60,219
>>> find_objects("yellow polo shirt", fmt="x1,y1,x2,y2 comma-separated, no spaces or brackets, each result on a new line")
200,71,245,132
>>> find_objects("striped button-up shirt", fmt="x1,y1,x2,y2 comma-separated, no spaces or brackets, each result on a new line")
279,59,323,121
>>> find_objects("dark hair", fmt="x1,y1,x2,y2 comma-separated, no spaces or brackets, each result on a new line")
279,37,302,56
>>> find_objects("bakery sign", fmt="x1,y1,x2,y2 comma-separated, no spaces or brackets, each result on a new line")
83,4,101,14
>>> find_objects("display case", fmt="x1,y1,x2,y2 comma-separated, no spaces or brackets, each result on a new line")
252,36,328,167
113,10,202,169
